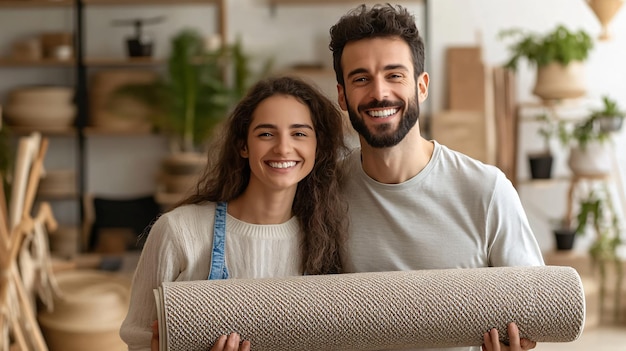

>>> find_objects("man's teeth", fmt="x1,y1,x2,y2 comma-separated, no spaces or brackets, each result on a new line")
368,108,397,118
268,161,297,169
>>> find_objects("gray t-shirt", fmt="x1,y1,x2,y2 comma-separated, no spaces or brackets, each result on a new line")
341,141,544,351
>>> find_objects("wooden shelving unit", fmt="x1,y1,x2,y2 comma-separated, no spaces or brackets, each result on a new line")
83,57,165,67
83,0,216,4
1,0,228,251
0,0,73,8
268,0,423,4
0,58,75,67
6,126,78,136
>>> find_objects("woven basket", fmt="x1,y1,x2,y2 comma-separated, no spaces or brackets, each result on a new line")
38,270,131,351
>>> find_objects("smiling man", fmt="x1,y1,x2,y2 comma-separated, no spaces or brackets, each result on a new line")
329,4,544,351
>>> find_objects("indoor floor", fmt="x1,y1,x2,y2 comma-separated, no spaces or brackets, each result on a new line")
537,325,626,350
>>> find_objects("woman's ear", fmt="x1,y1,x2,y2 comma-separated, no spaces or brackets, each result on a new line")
240,145,249,158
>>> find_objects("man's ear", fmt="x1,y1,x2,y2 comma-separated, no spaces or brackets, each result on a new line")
337,84,348,111
240,145,249,158
417,72,429,103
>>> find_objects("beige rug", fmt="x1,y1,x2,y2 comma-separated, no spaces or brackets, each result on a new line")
154,266,585,351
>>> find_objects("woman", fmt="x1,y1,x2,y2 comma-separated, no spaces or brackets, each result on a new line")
120,76,349,351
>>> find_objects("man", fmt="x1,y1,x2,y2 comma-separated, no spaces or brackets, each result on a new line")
329,4,544,351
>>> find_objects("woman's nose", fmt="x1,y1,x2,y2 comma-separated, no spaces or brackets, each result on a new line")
273,136,292,155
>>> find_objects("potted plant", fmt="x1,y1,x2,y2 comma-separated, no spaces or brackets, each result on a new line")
528,113,557,179
499,25,594,101
551,217,578,251
558,102,614,176
113,29,252,154
575,190,623,322
111,29,272,199
591,95,625,133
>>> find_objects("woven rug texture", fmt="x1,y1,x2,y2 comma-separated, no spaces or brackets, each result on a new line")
158,266,585,351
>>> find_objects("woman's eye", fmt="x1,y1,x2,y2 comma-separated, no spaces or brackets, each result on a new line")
258,132,272,137
294,132,307,137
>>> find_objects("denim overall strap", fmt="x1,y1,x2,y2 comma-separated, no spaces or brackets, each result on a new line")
208,202,229,280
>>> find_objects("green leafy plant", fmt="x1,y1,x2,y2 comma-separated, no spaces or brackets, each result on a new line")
575,190,623,322
557,97,623,151
591,95,625,120
590,95,625,134
557,117,609,151
112,29,272,153
499,25,593,71
535,113,558,153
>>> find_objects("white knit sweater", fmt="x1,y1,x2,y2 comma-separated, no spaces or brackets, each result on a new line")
119,202,302,351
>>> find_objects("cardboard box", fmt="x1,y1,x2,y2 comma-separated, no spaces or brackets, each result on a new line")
446,46,485,111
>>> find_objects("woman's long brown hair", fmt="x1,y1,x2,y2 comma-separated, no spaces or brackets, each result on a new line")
177,75,349,275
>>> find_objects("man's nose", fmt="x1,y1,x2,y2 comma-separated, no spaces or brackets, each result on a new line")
369,78,390,101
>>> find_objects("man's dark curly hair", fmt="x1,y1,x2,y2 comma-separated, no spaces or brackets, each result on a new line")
329,3,425,86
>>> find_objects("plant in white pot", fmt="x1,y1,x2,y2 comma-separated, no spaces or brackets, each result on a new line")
499,25,594,101
591,95,625,133
558,102,615,176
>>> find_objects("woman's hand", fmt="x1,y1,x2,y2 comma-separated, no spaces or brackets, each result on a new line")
210,333,251,351
151,320,159,351
482,322,537,351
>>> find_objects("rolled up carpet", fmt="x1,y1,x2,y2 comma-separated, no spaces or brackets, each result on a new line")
154,265,585,351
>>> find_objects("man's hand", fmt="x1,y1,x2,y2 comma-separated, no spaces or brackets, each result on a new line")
482,322,537,351
210,333,251,351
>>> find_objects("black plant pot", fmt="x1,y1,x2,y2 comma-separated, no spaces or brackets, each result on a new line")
553,228,577,251
127,38,153,57
528,153,553,179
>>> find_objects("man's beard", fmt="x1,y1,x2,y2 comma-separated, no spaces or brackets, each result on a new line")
347,97,419,148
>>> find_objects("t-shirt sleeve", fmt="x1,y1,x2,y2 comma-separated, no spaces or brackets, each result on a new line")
486,172,545,267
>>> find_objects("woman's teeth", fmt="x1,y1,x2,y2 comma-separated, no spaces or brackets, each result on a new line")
268,161,296,169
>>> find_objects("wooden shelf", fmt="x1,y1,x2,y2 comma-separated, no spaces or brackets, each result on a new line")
269,0,423,4
0,58,75,67
7,126,78,136
84,57,165,67
37,191,79,201
0,0,73,8
517,176,571,186
82,0,217,5
83,127,155,136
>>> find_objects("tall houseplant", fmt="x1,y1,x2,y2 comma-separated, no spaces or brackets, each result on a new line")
112,29,272,200
113,29,270,153
499,25,594,100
